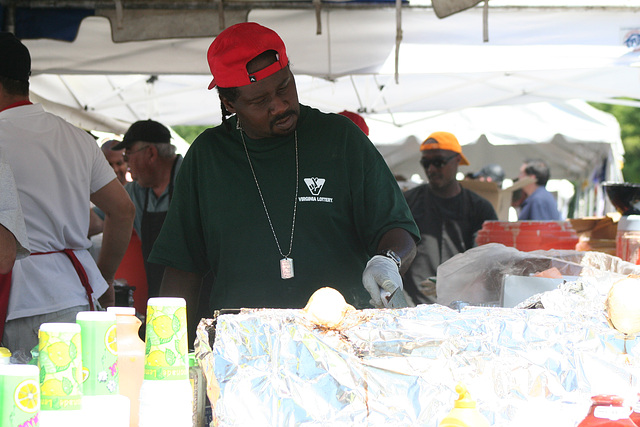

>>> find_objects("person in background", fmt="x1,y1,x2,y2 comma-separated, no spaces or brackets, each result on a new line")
338,110,369,136
101,139,129,185
517,159,560,220
149,22,419,330
0,32,135,354
403,131,497,305
89,139,129,237
340,110,418,195
473,163,505,188
111,120,182,299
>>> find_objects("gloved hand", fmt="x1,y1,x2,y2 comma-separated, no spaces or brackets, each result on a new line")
362,255,402,308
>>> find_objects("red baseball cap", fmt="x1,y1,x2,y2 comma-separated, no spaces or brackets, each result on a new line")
207,22,289,90
338,110,369,136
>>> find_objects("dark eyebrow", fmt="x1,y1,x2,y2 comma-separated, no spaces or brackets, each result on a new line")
277,75,291,90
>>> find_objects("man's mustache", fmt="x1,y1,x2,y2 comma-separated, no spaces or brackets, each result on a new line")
270,110,297,127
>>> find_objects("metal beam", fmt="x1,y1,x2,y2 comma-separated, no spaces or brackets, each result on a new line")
2,1,639,11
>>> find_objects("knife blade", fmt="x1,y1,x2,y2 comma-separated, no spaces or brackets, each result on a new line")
382,286,408,309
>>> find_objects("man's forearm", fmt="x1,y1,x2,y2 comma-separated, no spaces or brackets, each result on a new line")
98,282,115,307
376,227,417,275
160,266,203,335
0,224,17,274
98,212,134,285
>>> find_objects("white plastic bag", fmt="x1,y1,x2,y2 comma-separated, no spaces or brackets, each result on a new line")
436,243,640,307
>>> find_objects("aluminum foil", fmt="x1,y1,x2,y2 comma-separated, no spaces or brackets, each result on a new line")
196,281,640,427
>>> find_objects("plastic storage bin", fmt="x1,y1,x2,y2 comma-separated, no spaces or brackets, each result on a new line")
476,220,579,252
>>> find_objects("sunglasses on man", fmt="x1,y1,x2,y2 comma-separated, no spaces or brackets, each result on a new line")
420,153,459,169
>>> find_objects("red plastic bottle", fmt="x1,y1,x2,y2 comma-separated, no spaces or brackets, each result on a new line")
577,395,637,427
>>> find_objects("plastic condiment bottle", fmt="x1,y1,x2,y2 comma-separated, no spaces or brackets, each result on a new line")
108,306,145,427
189,353,206,427
577,395,637,426
616,215,640,264
439,384,491,427
0,347,11,364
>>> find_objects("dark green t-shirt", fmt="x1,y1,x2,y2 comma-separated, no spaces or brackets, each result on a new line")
149,105,418,310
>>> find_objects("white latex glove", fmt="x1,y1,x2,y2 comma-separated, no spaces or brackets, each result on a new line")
362,255,402,308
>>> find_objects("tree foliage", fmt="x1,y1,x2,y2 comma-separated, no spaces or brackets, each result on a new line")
590,102,640,183
173,125,211,144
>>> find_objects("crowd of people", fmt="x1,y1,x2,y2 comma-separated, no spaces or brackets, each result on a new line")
0,23,564,354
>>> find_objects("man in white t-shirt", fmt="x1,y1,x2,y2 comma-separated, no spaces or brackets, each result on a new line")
0,150,30,343
0,150,29,272
0,32,135,355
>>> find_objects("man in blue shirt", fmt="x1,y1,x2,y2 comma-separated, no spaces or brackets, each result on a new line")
517,159,561,220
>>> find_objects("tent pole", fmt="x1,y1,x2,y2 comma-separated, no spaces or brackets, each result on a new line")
482,0,489,42
394,0,402,84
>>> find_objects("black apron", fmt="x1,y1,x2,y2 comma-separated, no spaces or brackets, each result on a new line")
141,157,178,298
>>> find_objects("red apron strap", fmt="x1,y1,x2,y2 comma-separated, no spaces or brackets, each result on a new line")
0,270,12,342
32,249,95,311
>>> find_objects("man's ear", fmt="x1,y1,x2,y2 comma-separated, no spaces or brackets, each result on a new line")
147,144,158,161
220,95,236,114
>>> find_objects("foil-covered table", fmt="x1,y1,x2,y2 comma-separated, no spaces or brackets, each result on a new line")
196,280,640,426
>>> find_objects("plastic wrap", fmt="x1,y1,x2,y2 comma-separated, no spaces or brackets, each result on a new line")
195,283,640,426
436,243,640,307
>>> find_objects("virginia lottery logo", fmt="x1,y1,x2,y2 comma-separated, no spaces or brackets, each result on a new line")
300,177,332,203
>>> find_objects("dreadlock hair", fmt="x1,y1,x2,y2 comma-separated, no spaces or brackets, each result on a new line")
216,86,240,131
215,50,280,132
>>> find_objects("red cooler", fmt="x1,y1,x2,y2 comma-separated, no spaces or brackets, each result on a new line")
476,220,579,252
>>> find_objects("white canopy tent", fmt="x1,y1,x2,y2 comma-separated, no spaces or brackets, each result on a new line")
369,100,623,182
13,2,638,216
23,5,640,127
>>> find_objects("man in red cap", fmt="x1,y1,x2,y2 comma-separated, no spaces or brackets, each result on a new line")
150,22,419,325
338,110,369,136
402,131,497,305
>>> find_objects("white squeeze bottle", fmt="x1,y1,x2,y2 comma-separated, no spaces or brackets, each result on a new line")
108,306,145,427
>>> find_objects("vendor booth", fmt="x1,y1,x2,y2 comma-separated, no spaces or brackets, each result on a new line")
3,2,640,427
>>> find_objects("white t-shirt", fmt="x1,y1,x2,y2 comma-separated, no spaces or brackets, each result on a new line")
0,150,30,259
0,103,116,320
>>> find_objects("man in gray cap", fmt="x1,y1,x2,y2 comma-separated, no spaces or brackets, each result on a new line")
0,32,134,354
113,120,182,298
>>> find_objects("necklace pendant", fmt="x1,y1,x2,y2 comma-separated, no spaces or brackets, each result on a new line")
280,258,294,279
